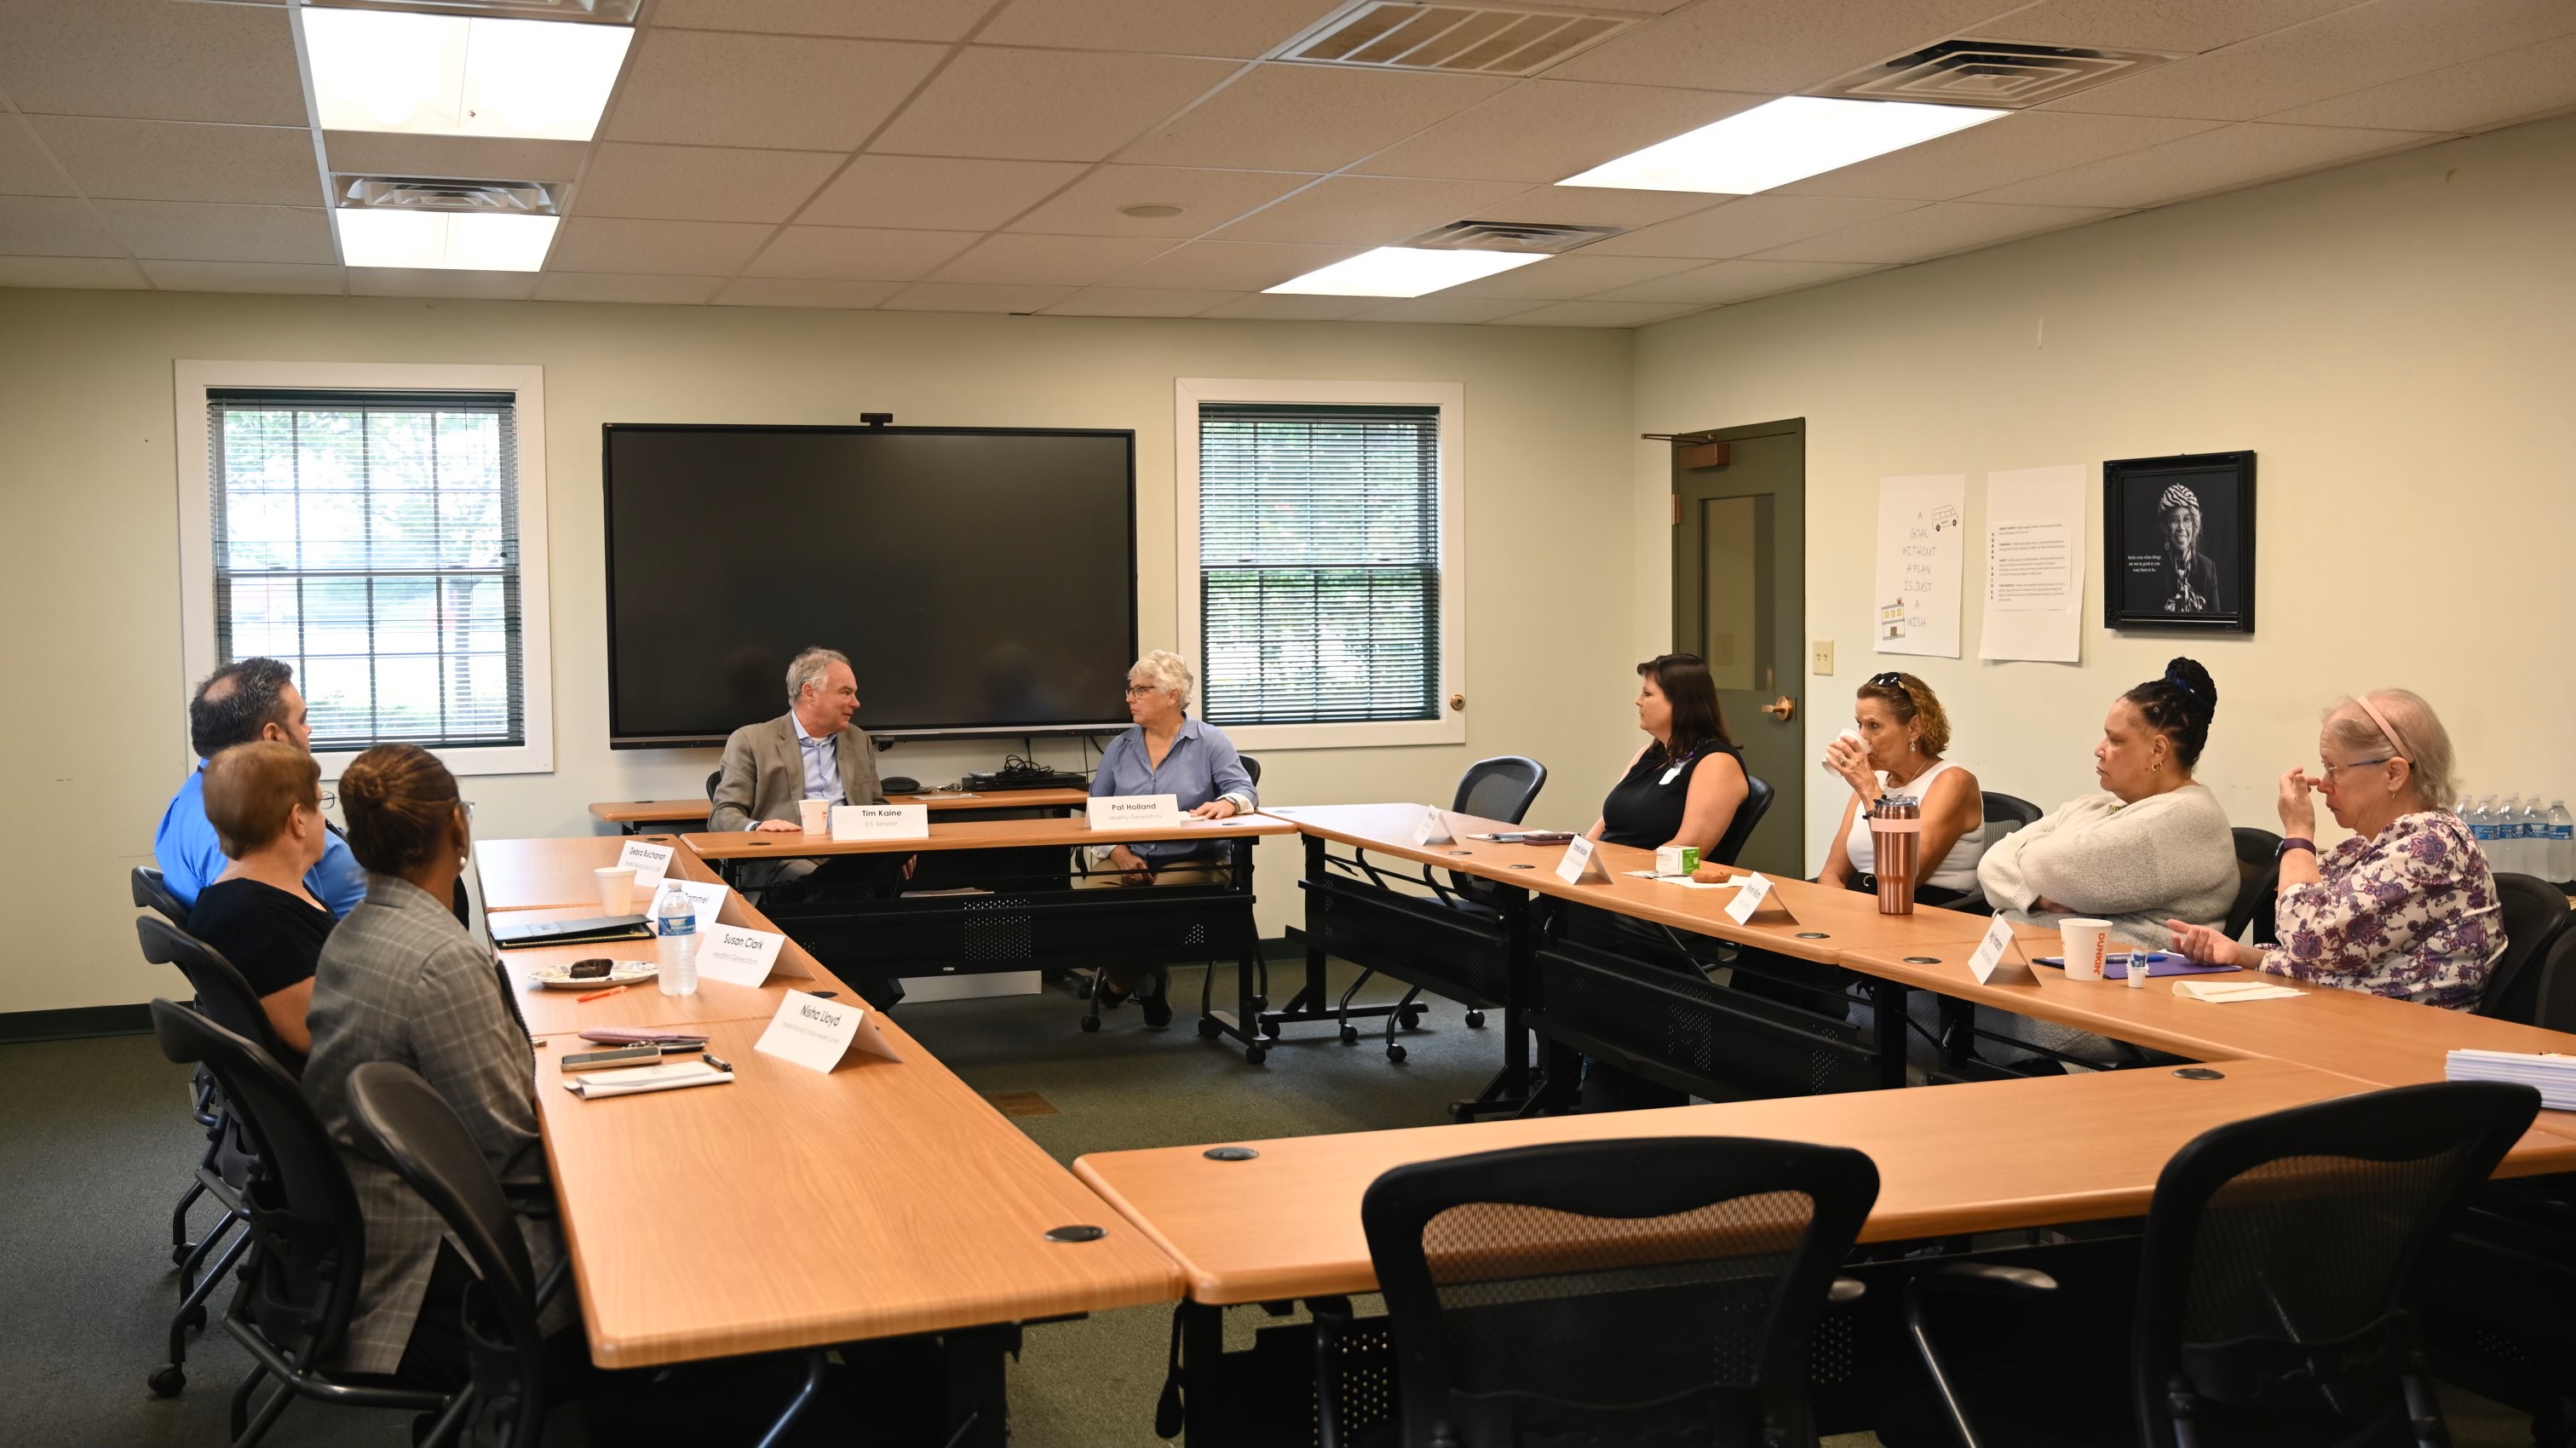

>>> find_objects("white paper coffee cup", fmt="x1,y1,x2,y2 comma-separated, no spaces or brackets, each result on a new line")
2058,918,2111,980
594,865,636,916
799,798,831,833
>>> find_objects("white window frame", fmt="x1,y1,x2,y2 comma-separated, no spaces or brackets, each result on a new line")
1175,377,1465,751
173,359,555,779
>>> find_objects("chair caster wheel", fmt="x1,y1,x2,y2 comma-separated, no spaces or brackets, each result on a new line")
180,1305,206,1333
1079,1016,1100,1033
1245,1044,1268,1065
1196,1017,1222,1039
1387,1044,1407,1064
148,1365,185,1398
1338,1025,1360,1045
1260,1020,1281,1040
1399,1008,1423,1030
1463,1010,1486,1028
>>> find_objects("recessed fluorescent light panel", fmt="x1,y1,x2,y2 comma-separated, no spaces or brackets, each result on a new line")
1265,247,1547,297
302,6,632,141
336,210,559,271
1560,95,2005,195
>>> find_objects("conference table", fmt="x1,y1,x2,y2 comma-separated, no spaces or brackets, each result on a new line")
589,787,1090,833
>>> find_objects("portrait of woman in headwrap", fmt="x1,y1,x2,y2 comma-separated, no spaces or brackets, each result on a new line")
2154,480,2224,615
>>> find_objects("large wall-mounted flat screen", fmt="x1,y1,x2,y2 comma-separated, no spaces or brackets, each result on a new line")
603,424,1136,746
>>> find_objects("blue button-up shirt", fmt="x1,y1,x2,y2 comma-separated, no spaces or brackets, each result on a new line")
1090,715,1257,861
792,713,840,802
155,766,369,916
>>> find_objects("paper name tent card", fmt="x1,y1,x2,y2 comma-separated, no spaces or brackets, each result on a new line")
563,1058,734,1100
2172,978,2303,1003
2446,1049,2576,1110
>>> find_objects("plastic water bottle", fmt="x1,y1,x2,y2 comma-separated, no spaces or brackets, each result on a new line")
2507,795,2539,876
655,889,699,997
2547,800,2573,884
2467,797,2500,871
2513,797,2545,877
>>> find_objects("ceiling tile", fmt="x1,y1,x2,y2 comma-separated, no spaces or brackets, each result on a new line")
1585,194,1924,258
2044,0,2576,122
1354,83,1768,184
0,197,120,256
1749,200,2114,263
0,118,74,197
1346,294,1547,324
1975,0,2366,53
1117,63,1510,173
1199,292,1379,320
321,133,590,183
745,225,981,279
348,267,540,300
1967,122,2436,207
1446,252,1706,299
1589,256,1880,304
1497,299,1706,326
712,276,906,307
570,143,843,223
549,216,778,274
930,233,1174,285
648,0,1001,42
534,272,729,304
141,259,348,295
977,0,1348,58
603,32,949,150
798,155,1089,231
872,49,1241,162
1041,286,1245,317
0,0,306,124
1481,184,1728,229
1101,239,1362,290
1004,166,1318,237
1774,112,2226,201
94,201,334,262
29,118,319,207
1211,175,1532,244
0,255,146,288
880,281,1078,312
2264,32,2576,132
1544,0,2018,93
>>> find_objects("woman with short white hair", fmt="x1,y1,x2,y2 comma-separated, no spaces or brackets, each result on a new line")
2168,688,2501,1008
1082,650,1258,1026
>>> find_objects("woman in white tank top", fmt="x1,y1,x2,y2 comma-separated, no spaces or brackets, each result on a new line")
1816,671,1988,906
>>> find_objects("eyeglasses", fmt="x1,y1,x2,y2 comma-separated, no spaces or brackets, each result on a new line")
1124,684,1159,698
2316,758,2389,779
317,791,336,811
1866,671,1905,688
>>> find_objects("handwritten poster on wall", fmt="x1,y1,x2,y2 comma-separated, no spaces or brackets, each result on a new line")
1978,464,2086,663
1874,474,1964,658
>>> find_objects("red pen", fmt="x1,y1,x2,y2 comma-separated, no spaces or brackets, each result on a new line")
577,985,627,1003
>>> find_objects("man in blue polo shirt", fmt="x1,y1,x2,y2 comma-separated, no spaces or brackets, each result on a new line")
156,658,367,916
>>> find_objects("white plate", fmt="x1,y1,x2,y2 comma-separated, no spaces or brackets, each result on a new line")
532,960,658,991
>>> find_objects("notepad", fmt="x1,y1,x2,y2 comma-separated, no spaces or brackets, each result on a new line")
2446,1049,2576,1110
561,1059,735,1100
2171,978,2303,1004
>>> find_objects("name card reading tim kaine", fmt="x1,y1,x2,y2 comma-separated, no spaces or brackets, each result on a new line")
1088,795,1182,829
831,803,929,842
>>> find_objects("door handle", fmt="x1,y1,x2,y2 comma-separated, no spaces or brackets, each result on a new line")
1760,695,1795,721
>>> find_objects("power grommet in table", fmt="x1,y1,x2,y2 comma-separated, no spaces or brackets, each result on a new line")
1203,1146,1259,1162
2172,1067,2226,1081
1044,1225,1108,1243
1902,956,1941,964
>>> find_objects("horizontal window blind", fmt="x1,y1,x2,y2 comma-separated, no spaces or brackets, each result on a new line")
207,388,524,750
1199,403,1440,726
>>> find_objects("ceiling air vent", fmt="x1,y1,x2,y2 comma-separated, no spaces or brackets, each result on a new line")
1282,3,1640,77
305,0,639,21
1402,220,1627,254
335,175,564,215
1823,39,2183,109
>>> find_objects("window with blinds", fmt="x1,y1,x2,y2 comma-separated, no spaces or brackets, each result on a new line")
206,389,524,750
1198,403,1440,726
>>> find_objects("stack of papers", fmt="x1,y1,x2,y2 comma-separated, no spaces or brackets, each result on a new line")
561,1059,735,1100
2171,978,2303,1004
2447,1049,2576,1110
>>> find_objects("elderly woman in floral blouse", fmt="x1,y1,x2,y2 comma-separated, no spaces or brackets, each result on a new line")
2166,689,2499,1008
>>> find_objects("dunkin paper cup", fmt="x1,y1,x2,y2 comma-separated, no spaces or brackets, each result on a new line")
594,865,636,916
799,798,831,833
2058,918,2111,980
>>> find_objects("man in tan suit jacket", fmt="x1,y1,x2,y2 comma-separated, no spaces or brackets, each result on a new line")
710,646,888,882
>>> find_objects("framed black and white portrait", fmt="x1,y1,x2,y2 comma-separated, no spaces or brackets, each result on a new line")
2104,451,2255,633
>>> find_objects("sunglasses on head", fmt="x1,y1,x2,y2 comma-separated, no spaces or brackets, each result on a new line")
1866,671,1905,688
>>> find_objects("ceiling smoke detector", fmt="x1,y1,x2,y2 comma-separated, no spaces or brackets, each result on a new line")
1281,3,1640,78
1822,39,2183,108
335,175,563,215
1401,219,1627,254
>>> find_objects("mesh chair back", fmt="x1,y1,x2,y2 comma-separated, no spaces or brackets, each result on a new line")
1239,755,1261,788
2227,829,2284,945
1452,756,1546,826
150,999,368,1369
1710,774,1774,868
1979,792,2044,839
134,865,191,927
2533,928,2576,1032
2133,1081,2540,1445
1363,1136,1877,1447
136,916,291,1064
2476,873,2572,1023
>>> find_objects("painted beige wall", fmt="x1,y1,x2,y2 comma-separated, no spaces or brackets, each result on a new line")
0,293,1639,1014
1634,113,2576,869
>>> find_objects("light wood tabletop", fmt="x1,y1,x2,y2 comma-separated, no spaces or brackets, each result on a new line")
476,835,723,912
1075,1057,2576,1307
498,905,850,1040
683,813,1297,860
536,1012,1184,1369
590,789,1091,825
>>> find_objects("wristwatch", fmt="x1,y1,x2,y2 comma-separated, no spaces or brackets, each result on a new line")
2274,836,2315,860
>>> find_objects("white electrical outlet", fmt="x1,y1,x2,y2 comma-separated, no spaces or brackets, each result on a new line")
1811,640,1835,675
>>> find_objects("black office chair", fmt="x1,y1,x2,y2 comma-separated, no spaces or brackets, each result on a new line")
1979,792,2043,840
2475,873,2573,1024
1240,755,1261,788
1711,773,1775,867
2227,827,2283,945
704,768,722,804
348,1063,562,1448
1348,1136,1877,1448
147,1001,454,1445
1889,1080,2542,1448
2534,927,2576,1032
135,865,191,926
1075,753,1266,1027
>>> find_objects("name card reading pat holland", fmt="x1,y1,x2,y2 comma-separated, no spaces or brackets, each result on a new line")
754,990,904,1073
1087,794,1182,829
696,922,786,988
831,802,929,842
614,838,675,887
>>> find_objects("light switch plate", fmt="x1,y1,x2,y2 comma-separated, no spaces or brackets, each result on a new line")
1811,640,1834,675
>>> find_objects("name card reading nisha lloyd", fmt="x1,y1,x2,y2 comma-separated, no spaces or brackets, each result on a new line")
754,989,904,1074
1088,794,1182,830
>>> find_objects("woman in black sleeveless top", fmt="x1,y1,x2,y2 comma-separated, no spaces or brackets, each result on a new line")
1590,653,1749,853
